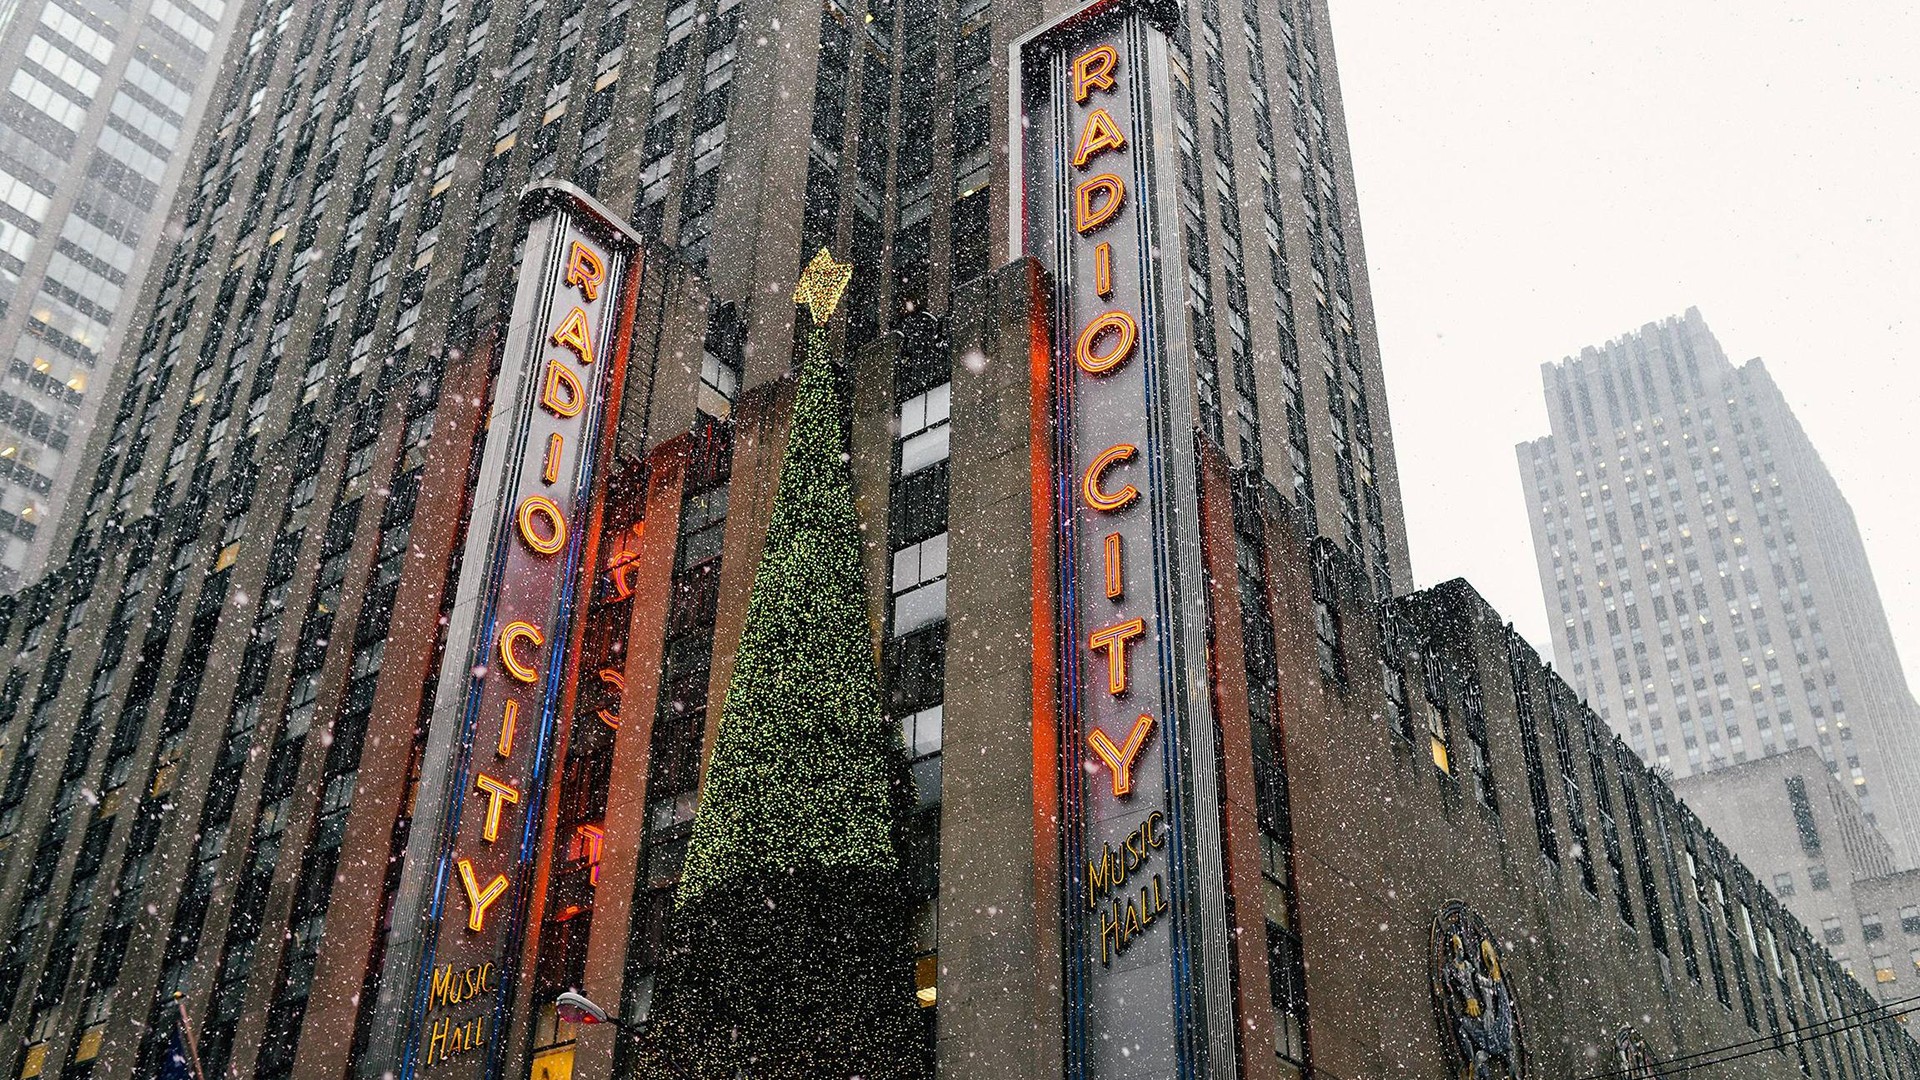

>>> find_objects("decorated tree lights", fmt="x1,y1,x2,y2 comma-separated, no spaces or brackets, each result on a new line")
641,251,927,1080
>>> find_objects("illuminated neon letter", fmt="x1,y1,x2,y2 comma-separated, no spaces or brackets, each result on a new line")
541,359,584,418
457,859,510,932
1082,444,1139,513
551,306,596,367
1088,713,1155,798
596,667,626,730
1075,174,1125,234
1088,617,1147,695
475,774,521,842
517,494,568,555
497,699,518,757
1094,242,1113,298
1072,108,1127,169
574,824,607,885
1104,532,1124,598
498,621,544,683
543,432,564,484
1072,44,1118,103
1074,310,1138,375
565,242,605,301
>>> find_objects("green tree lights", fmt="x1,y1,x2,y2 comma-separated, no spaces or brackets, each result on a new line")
641,251,926,1080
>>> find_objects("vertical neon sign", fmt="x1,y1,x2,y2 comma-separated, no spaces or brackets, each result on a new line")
390,182,641,1080
1015,3,1239,1079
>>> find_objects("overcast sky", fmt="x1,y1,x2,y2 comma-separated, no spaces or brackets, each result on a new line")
1328,0,1920,693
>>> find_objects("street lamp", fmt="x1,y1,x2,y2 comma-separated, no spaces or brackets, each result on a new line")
555,990,625,1030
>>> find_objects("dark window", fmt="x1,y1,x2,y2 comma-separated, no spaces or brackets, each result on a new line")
1786,776,1821,854
1507,636,1558,863
1265,921,1308,1066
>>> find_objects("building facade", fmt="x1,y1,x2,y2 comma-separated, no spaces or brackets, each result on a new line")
0,0,240,588
0,4,1912,1080
1674,746,1920,1006
1517,308,1920,866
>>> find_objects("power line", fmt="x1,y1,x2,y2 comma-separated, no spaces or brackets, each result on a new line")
1643,1003,1919,1079
1574,989,1920,1080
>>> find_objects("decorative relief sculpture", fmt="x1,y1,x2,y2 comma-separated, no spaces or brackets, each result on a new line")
1430,900,1528,1080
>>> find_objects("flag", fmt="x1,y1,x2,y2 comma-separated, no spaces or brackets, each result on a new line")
156,995,205,1080
156,1025,195,1080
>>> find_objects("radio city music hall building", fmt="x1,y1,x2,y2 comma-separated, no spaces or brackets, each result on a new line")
0,2,1914,1080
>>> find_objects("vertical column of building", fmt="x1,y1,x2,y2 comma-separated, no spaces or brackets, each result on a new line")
1196,1,1267,478
1159,16,1223,450
607,419,731,1073
1232,481,1309,1075
1273,0,1400,596
517,463,647,1076
1233,0,1312,539
881,316,952,1041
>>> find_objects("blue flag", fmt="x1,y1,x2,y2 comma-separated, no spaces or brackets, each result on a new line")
157,1024,195,1080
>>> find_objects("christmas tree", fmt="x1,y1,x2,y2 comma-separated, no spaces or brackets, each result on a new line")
642,250,926,1080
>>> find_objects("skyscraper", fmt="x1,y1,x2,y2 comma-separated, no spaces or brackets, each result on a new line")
0,0,238,589
0,3,1912,1080
1518,308,1920,865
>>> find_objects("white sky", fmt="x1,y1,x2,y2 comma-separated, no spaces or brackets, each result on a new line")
1329,0,1920,693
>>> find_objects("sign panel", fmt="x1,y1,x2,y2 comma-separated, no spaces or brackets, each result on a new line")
393,183,640,1080
1014,4,1238,1080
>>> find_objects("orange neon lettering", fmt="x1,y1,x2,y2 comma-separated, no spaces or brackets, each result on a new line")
1088,714,1155,798
457,859,510,932
1088,617,1147,695
1072,108,1127,168
565,242,605,301
551,306,595,367
1082,444,1139,513
497,699,518,757
543,432,564,484
1072,44,1118,103
1075,174,1126,234
1104,532,1124,598
1094,242,1113,298
475,773,521,842
517,494,568,555
541,359,584,418
1074,310,1138,375
498,621,544,683
574,824,607,885
595,667,626,730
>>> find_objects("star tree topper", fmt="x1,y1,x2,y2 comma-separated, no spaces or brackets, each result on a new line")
794,247,854,325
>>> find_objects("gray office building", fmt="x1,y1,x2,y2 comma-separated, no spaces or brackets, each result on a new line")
0,0,239,588
1518,308,1920,866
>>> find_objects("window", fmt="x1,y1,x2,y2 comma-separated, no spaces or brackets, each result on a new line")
1808,866,1829,891
1821,917,1843,946
1861,914,1884,943
898,383,951,477
890,532,947,638
1266,921,1307,1066
1902,906,1920,935
698,303,742,410
41,4,114,65
1785,776,1820,854
1871,955,1894,984
1310,545,1343,686
1771,872,1794,898
897,704,941,807
1423,698,1448,775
